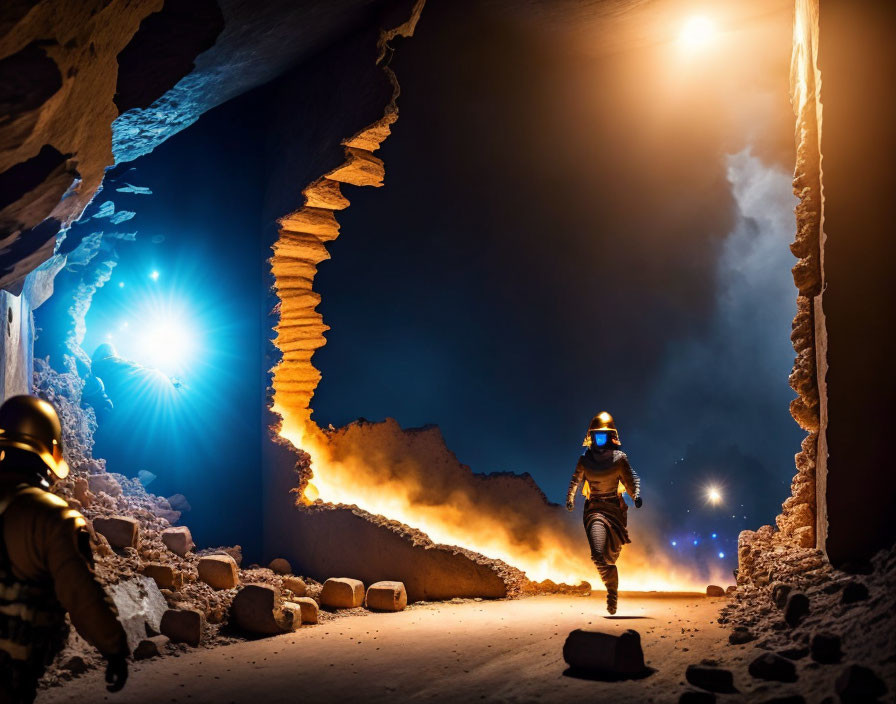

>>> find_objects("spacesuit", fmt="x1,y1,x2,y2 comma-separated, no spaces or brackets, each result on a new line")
0,396,129,703
566,412,642,614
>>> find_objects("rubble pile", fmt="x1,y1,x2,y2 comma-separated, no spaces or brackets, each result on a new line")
714,526,895,701
32,360,325,684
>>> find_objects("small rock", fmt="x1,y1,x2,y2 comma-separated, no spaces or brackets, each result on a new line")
835,664,887,703
230,584,297,635
156,509,181,525
783,592,809,627
366,581,408,612
748,652,797,682
282,576,306,597
728,626,755,645
725,585,736,594
167,493,191,512
160,609,204,647
106,575,168,651
685,665,736,693
61,655,89,675
141,563,181,590
777,646,809,660
679,691,716,704
268,558,292,575
810,632,842,664
87,473,122,497
706,585,725,597
197,555,239,590
92,515,138,549
771,582,792,609
840,581,869,604
292,596,319,624
73,477,92,507
133,635,169,660
320,578,365,609
161,526,194,557
563,628,645,676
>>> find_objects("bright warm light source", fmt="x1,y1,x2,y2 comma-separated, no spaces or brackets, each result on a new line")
678,16,715,50
707,486,722,504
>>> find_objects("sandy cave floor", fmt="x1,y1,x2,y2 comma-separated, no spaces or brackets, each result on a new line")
36,593,820,704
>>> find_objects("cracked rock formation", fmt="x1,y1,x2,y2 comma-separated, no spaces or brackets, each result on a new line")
287,502,527,602
0,0,425,291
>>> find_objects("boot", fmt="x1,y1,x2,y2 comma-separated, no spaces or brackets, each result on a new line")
606,589,618,615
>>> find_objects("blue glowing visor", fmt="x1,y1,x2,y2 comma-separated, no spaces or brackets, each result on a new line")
591,431,610,447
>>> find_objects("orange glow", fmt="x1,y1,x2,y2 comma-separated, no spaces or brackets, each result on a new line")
272,410,726,592
678,16,716,51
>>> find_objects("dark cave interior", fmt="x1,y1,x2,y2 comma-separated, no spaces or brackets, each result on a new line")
0,0,894,701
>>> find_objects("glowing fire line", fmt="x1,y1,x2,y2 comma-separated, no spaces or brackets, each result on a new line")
274,405,724,592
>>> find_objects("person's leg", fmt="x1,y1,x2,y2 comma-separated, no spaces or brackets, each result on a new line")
587,521,619,613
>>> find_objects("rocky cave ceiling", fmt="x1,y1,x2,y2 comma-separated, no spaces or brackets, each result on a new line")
0,0,418,291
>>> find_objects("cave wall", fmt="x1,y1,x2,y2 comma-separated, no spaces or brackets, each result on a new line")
0,289,33,399
762,0,896,570
0,0,414,292
262,0,425,561
814,0,896,566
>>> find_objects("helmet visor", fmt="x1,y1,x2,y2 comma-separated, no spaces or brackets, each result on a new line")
591,431,610,447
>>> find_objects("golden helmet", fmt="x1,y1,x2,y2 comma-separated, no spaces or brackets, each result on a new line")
0,395,69,479
583,411,620,447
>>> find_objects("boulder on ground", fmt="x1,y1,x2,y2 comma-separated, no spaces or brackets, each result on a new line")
725,585,736,594
777,646,809,661
88,473,122,497
810,632,842,664
141,563,182,590
320,578,364,609
134,635,169,660
728,626,755,645
161,526,194,556
282,576,307,597
835,664,887,702
841,581,869,604
93,515,138,549
198,554,239,590
291,596,319,624
562,628,645,676
685,664,736,693
160,609,204,647
268,558,292,575
366,581,407,612
230,584,297,636
748,652,797,682
106,575,167,651
783,592,810,627
60,655,88,675
706,585,725,597
679,691,716,704
771,582,793,609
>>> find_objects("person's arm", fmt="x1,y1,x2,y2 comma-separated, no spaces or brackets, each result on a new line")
7,489,130,691
12,490,130,657
566,459,584,510
41,510,130,658
618,454,642,507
